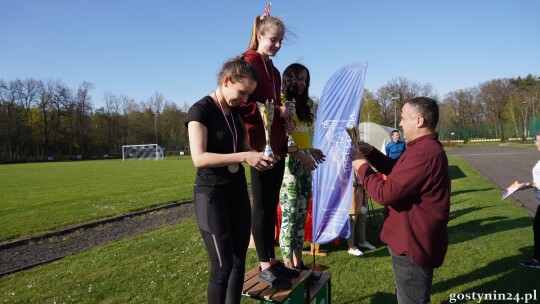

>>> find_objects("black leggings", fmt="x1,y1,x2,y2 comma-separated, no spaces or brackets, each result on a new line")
250,159,286,262
534,204,540,260
194,190,251,304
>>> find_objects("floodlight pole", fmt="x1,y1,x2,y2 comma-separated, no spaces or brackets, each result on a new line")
392,96,399,129
523,101,529,138
154,113,158,144
533,95,537,135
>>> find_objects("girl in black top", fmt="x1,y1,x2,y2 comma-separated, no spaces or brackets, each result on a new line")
186,56,275,304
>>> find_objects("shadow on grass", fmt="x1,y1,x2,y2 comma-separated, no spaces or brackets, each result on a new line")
309,243,383,257
306,218,389,259
449,165,466,180
344,291,397,304
316,209,530,255
432,247,538,298
449,206,486,220
449,215,531,245
451,187,495,197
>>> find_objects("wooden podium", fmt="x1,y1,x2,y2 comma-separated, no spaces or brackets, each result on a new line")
241,267,331,303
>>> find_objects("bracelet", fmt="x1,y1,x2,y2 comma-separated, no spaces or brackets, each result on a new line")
525,182,531,188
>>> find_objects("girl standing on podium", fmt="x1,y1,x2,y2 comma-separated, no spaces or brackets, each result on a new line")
278,63,325,269
239,3,297,289
186,56,275,304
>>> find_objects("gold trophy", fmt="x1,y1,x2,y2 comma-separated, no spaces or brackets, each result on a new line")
284,99,298,153
347,125,367,214
257,99,275,157
345,125,361,153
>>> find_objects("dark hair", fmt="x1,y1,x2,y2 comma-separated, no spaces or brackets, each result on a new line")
391,130,400,135
282,63,314,125
405,97,439,130
246,15,285,52
218,56,259,85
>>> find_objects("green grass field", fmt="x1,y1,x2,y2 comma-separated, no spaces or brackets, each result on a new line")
0,156,538,303
0,157,201,242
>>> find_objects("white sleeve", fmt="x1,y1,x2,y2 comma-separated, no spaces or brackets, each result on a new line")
533,160,540,190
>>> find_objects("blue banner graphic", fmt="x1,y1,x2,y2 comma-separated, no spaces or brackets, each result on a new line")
311,62,368,244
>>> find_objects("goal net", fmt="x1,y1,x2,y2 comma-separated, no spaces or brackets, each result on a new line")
122,144,165,161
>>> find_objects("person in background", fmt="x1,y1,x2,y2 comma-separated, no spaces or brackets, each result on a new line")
512,130,540,269
385,129,406,159
346,173,376,257
351,97,451,304
278,63,325,270
239,3,297,289
186,56,276,304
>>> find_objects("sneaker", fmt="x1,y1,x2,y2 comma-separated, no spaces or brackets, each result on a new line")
258,266,293,289
273,261,300,278
348,247,364,256
519,258,540,269
358,241,376,250
294,263,310,272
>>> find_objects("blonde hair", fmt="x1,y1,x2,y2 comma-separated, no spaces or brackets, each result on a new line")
245,15,285,52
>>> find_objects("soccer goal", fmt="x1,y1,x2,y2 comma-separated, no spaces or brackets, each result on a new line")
122,144,165,161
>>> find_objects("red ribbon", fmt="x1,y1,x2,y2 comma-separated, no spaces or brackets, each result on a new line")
260,2,271,20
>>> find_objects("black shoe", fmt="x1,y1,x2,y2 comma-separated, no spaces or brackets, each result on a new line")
258,266,293,289
294,263,310,272
273,261,300,278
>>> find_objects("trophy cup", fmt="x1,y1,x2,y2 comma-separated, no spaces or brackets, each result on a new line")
257,99,275,157
284,99,298,153
347,126,367,214
345,125,360,153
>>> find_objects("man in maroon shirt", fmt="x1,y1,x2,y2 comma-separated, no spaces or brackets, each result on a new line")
351,97,450,304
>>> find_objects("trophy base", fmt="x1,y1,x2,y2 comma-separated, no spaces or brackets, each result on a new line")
263,145,274,158
287,145,298,153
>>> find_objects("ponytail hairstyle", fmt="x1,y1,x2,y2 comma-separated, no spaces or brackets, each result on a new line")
217,56,259,85
245,3,286,52
282,63,314,125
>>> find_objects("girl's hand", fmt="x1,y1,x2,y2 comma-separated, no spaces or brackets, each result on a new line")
309,148,326,164
246,151,275,172
279,105,294,121
295,151,317,171
284,120,296,133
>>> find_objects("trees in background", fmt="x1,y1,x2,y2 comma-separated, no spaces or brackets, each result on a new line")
436,75,540,141
1,74,539,162
374,77,438,128
360,89,382,125
367,74,540,142
0,79,190,162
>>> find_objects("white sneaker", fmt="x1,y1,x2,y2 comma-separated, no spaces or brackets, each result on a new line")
347,247,364,256
358,241,376,250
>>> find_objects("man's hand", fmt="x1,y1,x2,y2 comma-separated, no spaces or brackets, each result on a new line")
350,149,368,171
358,141,373,156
